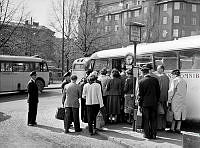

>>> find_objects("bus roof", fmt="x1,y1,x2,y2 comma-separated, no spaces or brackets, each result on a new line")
73,57,90,64
0,55,45,62
90,35,200,59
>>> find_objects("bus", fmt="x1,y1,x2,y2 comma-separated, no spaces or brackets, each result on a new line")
71,57,91,83
73,35,200,121
0,55,49,93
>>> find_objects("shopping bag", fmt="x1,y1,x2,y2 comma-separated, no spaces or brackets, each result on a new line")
166,109,173,122
96,111,105,129
55,107,65,120
158,103,165,115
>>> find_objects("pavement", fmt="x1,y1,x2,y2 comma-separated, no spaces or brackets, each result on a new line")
46,82,199,148
96,123,183,148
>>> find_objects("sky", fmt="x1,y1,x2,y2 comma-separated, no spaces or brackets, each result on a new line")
25,0,51,27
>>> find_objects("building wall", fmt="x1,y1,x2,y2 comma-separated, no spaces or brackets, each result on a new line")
95,0,200,49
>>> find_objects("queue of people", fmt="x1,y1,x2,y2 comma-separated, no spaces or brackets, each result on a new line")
27,64,187,138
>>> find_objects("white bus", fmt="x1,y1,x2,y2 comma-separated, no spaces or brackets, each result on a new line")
0,55,49,93
73,35,200,121
71,57,91,83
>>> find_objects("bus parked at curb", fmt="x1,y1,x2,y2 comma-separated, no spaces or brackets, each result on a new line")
0,55,49,93
73,35,200,121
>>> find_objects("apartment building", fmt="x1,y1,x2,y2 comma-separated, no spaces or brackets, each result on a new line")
94,0,200,48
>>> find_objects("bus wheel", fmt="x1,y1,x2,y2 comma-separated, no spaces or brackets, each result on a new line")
36,79,44,93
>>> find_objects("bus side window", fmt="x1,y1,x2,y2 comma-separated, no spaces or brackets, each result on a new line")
35,63,40,72
192,55,200,69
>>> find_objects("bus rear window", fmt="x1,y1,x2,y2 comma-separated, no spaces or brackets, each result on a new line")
73,64,85,70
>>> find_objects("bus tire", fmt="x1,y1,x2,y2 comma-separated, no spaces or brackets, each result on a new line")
35,79,45,93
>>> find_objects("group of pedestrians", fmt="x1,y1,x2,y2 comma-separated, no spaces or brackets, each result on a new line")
137,64,187,139
26,64,187,138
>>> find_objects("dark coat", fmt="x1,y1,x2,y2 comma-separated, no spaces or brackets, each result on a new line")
27,79,38,104
138,75,160,107
106,77,122,96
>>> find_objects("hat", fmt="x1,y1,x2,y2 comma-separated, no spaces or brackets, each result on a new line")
63,71,71,77
145,63,153,70
140,67,150,73
171,69,180,76
30,71,37,76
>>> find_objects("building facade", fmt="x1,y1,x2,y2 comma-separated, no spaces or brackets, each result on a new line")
94,0,200,49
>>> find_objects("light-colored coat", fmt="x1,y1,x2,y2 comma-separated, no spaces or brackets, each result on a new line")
168,76,187,120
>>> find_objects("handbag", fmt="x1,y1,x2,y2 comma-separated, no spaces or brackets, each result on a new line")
96,111,105,129
158,102,165,115
55,107,65,120
166,108,173,122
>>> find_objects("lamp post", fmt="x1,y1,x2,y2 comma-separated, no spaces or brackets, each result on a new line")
125,21,145,131
62,0,65,76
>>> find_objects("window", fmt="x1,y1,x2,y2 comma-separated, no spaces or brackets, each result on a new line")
124,12,127,20
162,30,168,38
108,15,112,21
163,17,167,24
105,15,108,21
174,16,179,23
125,3,129,9
163,4,167,11
128,11,132,18
174,2,180,10
115,25,119,31
182,30,185,37
105,26,109,32
97,17,101,23
183,16,186,25
192,17,197,25
192,4,197,12
134,10,139,17
114,14,119,21
173,29,179,37
182,3,186,10
144,7,147,14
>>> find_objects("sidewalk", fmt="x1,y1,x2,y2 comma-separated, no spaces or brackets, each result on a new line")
96,123,183,148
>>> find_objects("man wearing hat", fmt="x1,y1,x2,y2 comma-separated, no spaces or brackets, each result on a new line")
168,69,187,134
138,67,160,139
27,71,38,126
61,71,72,92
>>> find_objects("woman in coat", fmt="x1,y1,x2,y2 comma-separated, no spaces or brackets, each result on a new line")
106,68,122,123
168,69,187,134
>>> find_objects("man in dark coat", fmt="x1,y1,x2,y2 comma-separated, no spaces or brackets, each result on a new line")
138,67,160,139
27,71,38,126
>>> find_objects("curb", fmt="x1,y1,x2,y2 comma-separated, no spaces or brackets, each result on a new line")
96,131,135,148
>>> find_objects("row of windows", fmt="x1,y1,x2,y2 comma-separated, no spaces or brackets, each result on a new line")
0,62,48,72
161,29,197,38
163,16,198,25
163,2,197,12
97,9,141,23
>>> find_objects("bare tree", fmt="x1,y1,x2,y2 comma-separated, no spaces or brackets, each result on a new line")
0,0,28,52
74,0,110,57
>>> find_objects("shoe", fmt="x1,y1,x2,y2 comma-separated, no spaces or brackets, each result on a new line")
143,135,151,139
90,132,95,136
175,129,181,134
75,128,82,132
33,122,37,125
28,124,34,126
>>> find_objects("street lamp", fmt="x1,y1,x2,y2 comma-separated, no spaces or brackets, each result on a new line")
125,21,145,131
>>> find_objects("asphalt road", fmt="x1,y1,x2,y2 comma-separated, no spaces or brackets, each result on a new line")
0,89,125,148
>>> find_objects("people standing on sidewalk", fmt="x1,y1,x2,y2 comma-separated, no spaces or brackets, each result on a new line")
79,69,92,123
124,69,136,123
156,65,169,131
97,68,110,118
168,69,187,134
106,68,122,123
82,74,104,136
62,75,82,133
61,71,71,92
27,71,39,126
138,67,160,139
